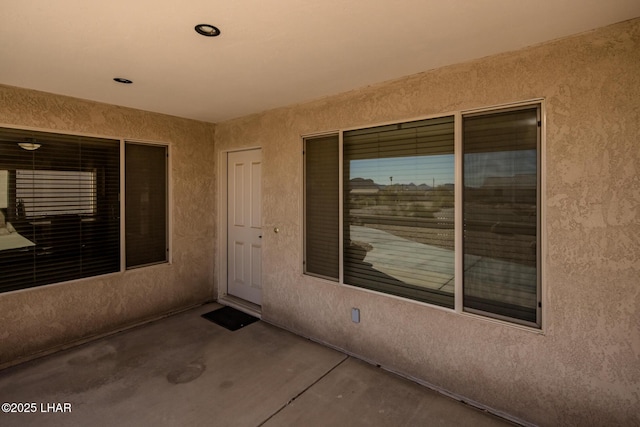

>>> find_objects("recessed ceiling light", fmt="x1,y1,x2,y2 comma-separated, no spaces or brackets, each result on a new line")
195,24,221,37
114,77,133,84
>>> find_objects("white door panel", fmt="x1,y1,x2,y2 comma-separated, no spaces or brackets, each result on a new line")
227,149,262,305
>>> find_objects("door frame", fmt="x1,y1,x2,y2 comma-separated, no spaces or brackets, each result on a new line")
217,147,263,317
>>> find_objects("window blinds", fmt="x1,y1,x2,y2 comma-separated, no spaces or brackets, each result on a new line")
302,106,541,326
304,135,340,279
125,143,168,268
0,128,120,293
343,116,455,308
462,107,540,324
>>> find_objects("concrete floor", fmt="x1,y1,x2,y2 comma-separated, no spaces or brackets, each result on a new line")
0,303,514,427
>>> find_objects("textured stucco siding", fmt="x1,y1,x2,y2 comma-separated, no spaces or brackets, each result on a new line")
0,88,217,366
214,18,640,426
0,16,638,427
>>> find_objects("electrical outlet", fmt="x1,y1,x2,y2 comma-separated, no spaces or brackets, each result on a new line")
351,308,360,323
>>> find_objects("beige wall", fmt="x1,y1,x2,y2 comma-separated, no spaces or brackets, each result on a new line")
0,17,638,426
215,19,640,426
0,86,217,366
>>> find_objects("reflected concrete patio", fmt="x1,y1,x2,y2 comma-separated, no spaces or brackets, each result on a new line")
351,225,455,293
350,225,536,309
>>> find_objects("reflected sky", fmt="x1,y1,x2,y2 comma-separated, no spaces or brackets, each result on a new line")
349,150,536,188
465,150,537,188
349,154,454,186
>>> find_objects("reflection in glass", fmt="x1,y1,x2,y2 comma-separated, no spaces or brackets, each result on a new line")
343,116,455,308
16,170,96,217
463,107,539,324
0,128,120,293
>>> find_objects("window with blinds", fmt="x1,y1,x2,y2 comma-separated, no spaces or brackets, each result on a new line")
125,142,168,268
462,106,540,325
0,128,120,293
343,116,455,307
303,102,541,327
304,134,339,280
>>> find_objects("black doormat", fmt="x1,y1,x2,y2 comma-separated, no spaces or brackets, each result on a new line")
201,306,259,331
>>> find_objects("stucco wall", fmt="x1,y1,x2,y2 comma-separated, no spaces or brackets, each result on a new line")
0,86,216,367
215,19,640,426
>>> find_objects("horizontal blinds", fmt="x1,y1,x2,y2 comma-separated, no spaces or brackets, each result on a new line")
16,169,96,217
0,128,120,293
462,107,539,324
125,143,168,268
344,116,455,159
304,135,339,279
343,116,455,307
464,110,539,153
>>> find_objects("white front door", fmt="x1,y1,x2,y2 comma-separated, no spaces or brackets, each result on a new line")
227,149,262,305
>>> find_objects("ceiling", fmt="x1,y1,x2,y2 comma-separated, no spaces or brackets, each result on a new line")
1,1,639,124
